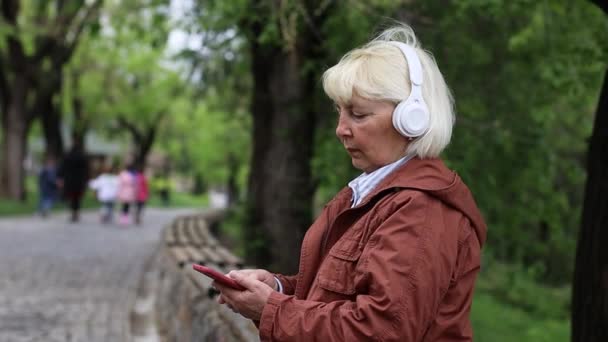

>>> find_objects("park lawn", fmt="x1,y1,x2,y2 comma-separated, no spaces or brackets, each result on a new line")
0,176,208,217
0,191,208,217
472,257,570,342
146,190,208,208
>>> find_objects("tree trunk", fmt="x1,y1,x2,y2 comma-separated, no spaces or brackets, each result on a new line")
571,70,608,342
243,29,275,268
134,129,156,170
0,78,29,200
70,96,88,150
572,3,607,341
243,22,318,275
266,54,316,274
226,152,239,206
39,93,65,160
37,63,66,160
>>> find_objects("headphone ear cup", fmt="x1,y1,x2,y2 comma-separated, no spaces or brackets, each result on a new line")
392,100,430,138
392,101,410,137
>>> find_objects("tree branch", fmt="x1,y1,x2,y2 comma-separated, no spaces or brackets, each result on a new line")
32,0,103,64
32,36,57,65
62,0,103,61
116,115,143,143
144,110,165,146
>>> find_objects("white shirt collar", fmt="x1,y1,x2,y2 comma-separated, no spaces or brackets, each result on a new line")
348,155,413,207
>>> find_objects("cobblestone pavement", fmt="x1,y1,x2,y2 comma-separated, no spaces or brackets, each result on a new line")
0,208,197,342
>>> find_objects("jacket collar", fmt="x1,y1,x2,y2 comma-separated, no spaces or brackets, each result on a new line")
341,157,487,246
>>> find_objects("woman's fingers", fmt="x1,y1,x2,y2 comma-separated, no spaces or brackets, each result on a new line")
216,293,226,304
227,269,274,288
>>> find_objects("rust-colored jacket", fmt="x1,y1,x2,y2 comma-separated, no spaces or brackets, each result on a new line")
259,158,487,341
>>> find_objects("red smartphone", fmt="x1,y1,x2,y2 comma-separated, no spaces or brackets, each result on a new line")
192,264,246,291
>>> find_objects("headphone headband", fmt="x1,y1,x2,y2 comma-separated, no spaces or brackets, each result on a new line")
389,42,423,86
388,41,430,138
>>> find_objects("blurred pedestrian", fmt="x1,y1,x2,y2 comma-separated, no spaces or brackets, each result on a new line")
89,163,119,224
37,155,58,217
155,173,171,207
117,163,137,226
134,166,149,225
57,142,89,223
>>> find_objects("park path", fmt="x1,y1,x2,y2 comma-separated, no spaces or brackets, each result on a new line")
0,208,197,342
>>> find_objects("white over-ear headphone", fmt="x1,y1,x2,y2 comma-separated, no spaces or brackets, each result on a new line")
390,42,430,138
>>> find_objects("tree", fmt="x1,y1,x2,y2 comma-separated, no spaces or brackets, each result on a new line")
0,0,101,199
571,2,607,340
63,0,174,170
75,52,180,170
234,1,340,273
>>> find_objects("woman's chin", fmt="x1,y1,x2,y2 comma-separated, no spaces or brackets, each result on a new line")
351,159,366,172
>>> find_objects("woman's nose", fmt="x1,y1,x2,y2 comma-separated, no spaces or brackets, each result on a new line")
335,113,352,139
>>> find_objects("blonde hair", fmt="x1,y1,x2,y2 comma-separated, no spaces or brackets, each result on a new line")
322,24,454,158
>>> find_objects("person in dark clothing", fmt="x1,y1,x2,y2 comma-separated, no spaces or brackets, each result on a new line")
37,156,58,217
57,143,90,222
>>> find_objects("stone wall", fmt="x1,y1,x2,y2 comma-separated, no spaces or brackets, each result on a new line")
130,210,259,342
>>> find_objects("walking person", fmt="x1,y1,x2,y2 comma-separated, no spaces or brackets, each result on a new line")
89,164,119,224
213,23,487,341
116,163,137,226
37,155,58,217
134,166,149,225
155,173,171,207
57,142,89,223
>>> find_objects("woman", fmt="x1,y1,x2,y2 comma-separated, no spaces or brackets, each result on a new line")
214,23,487,341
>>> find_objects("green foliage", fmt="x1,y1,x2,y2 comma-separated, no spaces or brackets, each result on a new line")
309,0,607,285
159,101,251,189
63,0,190,167
146,190,208,208
473,250,570,341
477,253,571,320
216,203,249,256
186,0,607,286
472,292,569,342
432,0,606,283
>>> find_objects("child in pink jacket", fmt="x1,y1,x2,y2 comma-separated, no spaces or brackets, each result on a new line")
117,165,137,225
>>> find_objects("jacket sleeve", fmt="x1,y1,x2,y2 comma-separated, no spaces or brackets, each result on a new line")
259,193,459,342
274,274,298,295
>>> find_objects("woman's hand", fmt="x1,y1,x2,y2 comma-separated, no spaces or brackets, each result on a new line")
214,271,275,321
226,269,278,290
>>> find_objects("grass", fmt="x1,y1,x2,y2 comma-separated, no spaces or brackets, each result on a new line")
471,255,570,341
146,190,209,208
472,291,569,341
0,177,209,217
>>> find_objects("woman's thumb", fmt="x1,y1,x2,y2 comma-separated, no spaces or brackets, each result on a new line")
230,272,257,290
